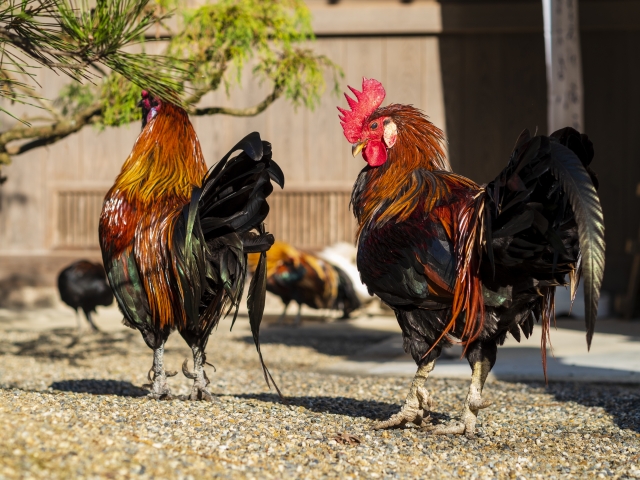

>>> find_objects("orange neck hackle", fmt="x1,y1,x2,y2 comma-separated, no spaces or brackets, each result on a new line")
355,105,464,237
375,104,450,172
114,102,207,205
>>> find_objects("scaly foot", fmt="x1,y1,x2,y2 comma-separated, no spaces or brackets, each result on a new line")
428,396,491,438
182,359,217,402
144,344,174,400
144,370,175,400
373,387,433,429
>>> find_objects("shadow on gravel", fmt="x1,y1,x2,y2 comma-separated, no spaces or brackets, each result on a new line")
51,379,147,397
233,392,454,423
499,380,640,434
0,328,141,361
241,319,392,357
543,382,640,433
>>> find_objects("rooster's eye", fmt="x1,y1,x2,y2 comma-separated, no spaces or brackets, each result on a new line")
370,122,378,130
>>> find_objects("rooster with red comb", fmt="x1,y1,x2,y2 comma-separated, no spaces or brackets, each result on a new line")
339,78,605,436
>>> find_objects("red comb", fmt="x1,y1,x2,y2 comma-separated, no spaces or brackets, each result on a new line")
141,90,149,98
337,78,386,143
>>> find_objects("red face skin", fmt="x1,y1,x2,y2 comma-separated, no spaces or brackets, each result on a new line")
139,90,162,128
357,116,397,167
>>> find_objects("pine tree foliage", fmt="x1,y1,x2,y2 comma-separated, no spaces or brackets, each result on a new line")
0,0,341,173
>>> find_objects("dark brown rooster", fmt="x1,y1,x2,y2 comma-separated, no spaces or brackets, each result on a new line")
100,91,283,400
249,241,361,325
57,260,113,331
338,78,605,436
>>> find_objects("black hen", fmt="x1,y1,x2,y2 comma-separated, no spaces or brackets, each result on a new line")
57,260,113,331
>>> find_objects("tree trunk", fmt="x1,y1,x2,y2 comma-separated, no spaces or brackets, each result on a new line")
542,0,584,133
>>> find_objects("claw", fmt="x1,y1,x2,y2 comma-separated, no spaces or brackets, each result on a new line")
373,409,431,429
427,423,467,436
204,361,217,372
182,359,197,379
147,368,155,382
416,387,433,411
189,385,216,402
166,370,178,377
428,396,491,439
373,388,433,430
147,391,174,401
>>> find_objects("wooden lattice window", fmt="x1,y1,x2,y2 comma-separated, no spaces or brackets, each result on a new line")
56,190,105,249
267,190,356,251
55,189,356,251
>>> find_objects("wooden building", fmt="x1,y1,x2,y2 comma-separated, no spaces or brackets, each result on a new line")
0,0,638,304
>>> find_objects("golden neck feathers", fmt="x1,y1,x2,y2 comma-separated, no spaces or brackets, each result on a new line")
100,103,207,328
114,103,207,203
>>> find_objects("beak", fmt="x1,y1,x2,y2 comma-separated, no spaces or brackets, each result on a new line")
136,99,143,108
352,140,367,158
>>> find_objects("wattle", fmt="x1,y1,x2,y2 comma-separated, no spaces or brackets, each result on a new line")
363,141,387,167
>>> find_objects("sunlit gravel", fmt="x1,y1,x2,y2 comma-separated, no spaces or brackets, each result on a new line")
0,314,638,479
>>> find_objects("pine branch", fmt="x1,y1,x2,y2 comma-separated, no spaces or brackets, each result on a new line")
0,0,185,113
0,86,284,164
191,85,283,117
0,67,62,120
0,102,101,164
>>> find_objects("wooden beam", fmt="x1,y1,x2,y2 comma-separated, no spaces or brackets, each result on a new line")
308,1,640,36
310,2,442,35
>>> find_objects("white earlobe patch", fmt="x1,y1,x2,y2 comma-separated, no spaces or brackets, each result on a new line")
383,120,397,148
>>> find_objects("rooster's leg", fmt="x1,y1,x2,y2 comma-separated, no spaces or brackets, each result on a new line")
293,303,302,327
277,302,289,324
373,360,436,429
182,345,215,401
429,343,494,438
147,343,173,400
83,309,100,332
75,310,84,332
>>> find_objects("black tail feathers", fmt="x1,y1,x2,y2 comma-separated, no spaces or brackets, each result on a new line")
485,127,604,351
179,132,284,398
550,127,599,189
196,132,284,240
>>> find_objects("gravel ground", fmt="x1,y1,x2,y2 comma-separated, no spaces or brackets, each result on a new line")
0,310,639,479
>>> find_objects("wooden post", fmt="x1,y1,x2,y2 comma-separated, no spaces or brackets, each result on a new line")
542,0,584,133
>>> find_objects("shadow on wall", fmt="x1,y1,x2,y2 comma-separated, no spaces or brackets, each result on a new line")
0,192,29,211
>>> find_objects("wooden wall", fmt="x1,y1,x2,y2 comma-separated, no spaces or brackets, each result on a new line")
581,29,640,293
1,0,639,296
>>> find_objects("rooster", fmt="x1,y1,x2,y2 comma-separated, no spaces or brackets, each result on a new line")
338,78,605,436
57,260,114,332
100,91,284,400
249,241,361,325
